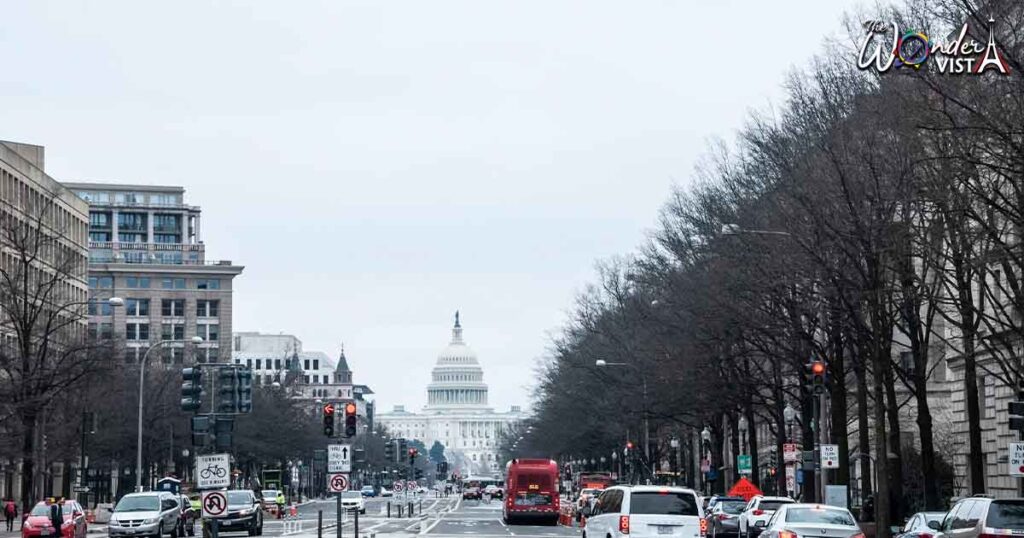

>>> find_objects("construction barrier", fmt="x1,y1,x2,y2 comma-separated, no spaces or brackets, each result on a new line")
558,506,575,527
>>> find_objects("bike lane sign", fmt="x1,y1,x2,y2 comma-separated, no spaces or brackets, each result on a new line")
196,453,231,489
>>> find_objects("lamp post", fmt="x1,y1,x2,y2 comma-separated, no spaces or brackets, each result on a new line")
136,335,203,491
783,404,797,443
701,427,712,495
670,437,680,485
611,451,618,478
738,416,748,455
595,359,650,477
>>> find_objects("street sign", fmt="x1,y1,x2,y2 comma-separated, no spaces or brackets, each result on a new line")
201,491,228,518
783,443,799,463
328,473,350,493
196,453,231,489
785,466,796,494
737,455,752,475
73,486,90,493
328,444,352,473
821,444,839,469
408,481,418,490
1010,442,1024,476
393,480,405,492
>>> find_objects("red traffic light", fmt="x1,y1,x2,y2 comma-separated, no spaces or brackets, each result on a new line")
323,403,335,415
408,448,417,455
626,441,635,450
345,402,357,415
810,361,825,375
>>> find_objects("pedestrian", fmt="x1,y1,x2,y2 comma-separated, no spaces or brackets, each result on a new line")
3,498,16,532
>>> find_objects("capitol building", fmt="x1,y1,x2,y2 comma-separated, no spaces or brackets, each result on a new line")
377,314,523,475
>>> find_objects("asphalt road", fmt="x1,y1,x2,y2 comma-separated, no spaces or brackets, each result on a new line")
241,494,578,538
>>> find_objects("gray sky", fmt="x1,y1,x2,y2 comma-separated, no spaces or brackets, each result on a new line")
2,1,863,413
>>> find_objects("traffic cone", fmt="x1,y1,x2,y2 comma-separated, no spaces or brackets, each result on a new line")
289,504,297,517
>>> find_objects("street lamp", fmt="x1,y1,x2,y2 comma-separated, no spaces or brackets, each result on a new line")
595,359,650,476
721,224,792,237
783,403,797,443
136,335,203,491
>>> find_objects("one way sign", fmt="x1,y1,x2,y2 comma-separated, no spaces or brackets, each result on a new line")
328,444,351,473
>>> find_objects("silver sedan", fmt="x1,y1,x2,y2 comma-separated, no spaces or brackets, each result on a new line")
759,504,864,538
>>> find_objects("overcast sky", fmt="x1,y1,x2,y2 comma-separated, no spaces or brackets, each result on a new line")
2,1,864,413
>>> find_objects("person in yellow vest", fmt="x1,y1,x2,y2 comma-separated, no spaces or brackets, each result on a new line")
275,491,285,519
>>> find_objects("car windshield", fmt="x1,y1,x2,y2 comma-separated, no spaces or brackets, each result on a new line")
760,501,792,512
988,502,1024,530
629,492,700,516
227,491,252,505
722,501,747,514
342,492,361,499
261,491,278,499
924,514,945,525
30,504,71,517
785,508,856,526
116,496,159,512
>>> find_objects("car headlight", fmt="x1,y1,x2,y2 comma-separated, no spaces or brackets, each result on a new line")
239,509,254,516
143,518,160,525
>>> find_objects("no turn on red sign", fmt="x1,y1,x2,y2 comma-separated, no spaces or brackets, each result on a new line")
329,473,349,493
820,444,839,469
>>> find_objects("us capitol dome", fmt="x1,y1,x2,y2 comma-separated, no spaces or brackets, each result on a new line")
376,312,524,474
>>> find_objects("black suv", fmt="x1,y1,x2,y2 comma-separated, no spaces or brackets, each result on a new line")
211,490,263,536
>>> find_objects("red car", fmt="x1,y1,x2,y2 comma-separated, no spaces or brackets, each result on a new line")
21,499,87,538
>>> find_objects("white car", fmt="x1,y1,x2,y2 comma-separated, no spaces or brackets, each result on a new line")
380,488,393,498
340,491,366,514
584,485,705,538
760,503,862,538
738,496,794,538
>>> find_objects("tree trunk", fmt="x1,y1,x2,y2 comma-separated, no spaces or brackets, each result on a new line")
873,342,892,538
884,365,905,524
855,346,873,516
20,412,37,513
746,403,759,488
729,413,741,486
829,309,850,490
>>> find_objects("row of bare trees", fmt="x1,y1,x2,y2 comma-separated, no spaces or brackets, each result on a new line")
523,1,1024,536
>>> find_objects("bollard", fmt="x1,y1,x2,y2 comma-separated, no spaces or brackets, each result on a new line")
409,501,414,517
336,495,342,538
419,501,422,514
387,503,390,519
354,505,359,538
210,518,219,538
398,504,403,518
318,510,323,538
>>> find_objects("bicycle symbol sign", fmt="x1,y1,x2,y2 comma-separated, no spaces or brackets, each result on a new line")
329,473,349,493
201,491,227,518
195,453,230,489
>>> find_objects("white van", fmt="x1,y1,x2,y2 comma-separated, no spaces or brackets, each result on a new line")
584,486,705,538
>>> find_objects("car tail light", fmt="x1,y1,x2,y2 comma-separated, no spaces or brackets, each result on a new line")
700,519,708,536
779,531,798,538
978,533,1000,538
619,515,630,534
918,533,933,538
753,509,764,516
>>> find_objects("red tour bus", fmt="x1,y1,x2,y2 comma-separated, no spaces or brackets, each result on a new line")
503,458,560,525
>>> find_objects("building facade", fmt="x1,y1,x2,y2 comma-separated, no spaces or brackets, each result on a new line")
66,182,243,363
376,314,523,476
0,141,91,503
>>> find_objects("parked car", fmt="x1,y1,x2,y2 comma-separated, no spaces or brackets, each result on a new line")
706,496,745,514
21,499,87,538
214,490,263,536
177,495,197,537
936,496,1024,538
898,512,946,538
360,486,376,498
738,496,794,538
108,491,181,538
760,503,863,538
340,492,366,515
707,498,748,538
583,485,705,538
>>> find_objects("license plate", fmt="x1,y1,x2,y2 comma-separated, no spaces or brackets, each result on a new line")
658,526,675,535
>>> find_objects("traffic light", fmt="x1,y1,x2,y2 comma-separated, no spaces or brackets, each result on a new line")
323,403,335,437
217,368,238,413
180,368,203,412
344,401,358,438
398,438,408,460
808,360,826,394
214,416,234,450
191,416,210,446
408,447,418,465
384,439,395,462
769,466,777,477
237,368,253,414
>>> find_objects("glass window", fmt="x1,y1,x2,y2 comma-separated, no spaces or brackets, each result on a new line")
304,359,310,370
206,347,220,363
154,234,179,244
988,501,1024,530
197,300,219,317
966,501,988,527
161,299,185,317
98,323,113,340
89,232,110,242
255,359,262,370
88,300,113,316
126,323,149,341
197,279,221,290
313,359,319,370
161,278,185,289
162,323,185,341
89,276,113,289
198,324,219,341
784,508,856,525
125,299,149,316
126,277,151,288
117,212,146,230
952,501,974,530
161,347,182,364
